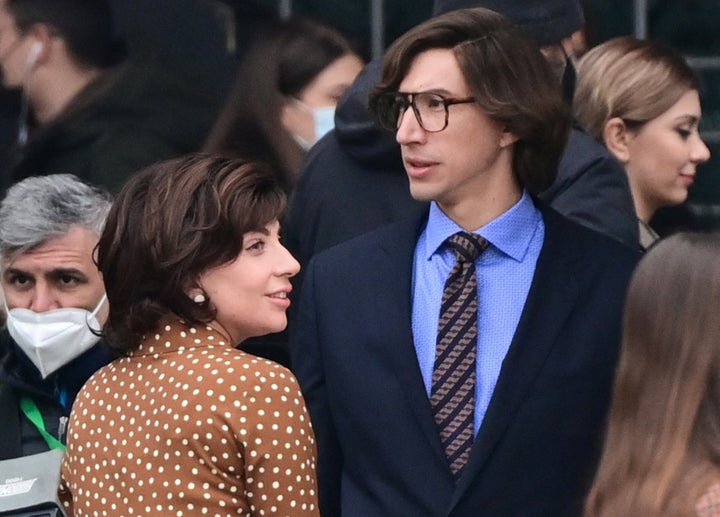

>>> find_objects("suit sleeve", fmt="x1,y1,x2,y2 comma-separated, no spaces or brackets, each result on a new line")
289,257,343,516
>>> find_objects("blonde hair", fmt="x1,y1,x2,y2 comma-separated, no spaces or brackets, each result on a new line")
584,232,720,517
574,36,697,143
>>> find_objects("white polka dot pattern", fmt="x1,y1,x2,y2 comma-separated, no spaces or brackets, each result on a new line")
58,315,319,516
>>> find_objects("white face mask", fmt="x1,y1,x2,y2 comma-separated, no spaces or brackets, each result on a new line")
5,294,107,379
290,100,336,150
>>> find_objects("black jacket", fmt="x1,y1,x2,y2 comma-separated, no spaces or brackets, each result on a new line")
0,330,113,460
7,59,218,194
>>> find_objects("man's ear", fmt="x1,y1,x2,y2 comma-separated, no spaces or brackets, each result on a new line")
499,128,518,148
28,23,52,44
603,117,633,164
26,22,52,66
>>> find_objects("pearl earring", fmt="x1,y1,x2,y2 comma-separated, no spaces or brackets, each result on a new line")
193,293,206,304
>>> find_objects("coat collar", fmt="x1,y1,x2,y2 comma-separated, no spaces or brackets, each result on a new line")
370,213,452,466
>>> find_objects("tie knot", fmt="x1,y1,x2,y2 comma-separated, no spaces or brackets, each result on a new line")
446,232,488,263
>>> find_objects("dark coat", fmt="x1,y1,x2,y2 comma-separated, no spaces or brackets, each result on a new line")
0,330,113,460
7,59,217,194
290,204,639,516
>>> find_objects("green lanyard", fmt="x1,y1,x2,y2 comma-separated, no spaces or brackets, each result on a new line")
19,395,67,452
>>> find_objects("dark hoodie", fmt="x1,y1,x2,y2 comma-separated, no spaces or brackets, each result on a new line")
283,59,426,271
284,57,638,274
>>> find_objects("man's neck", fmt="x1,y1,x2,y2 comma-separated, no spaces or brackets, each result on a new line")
31,66,102,124
438,178,523,231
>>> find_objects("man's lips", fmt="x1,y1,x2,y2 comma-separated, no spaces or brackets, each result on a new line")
404,156,439,176
404,156,438,168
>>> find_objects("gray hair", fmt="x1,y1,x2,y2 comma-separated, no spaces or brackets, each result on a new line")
0,174,112,260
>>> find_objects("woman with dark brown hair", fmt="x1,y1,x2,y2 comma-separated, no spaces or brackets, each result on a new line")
203,17,363,193
585,232,720,517
58,154,319,516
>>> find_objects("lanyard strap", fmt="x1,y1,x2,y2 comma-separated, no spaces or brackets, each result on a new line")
19,395,67,452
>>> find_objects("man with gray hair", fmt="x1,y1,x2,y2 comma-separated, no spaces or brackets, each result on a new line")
0,174,113,460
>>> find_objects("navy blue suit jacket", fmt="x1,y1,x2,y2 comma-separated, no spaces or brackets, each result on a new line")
290,205,639,516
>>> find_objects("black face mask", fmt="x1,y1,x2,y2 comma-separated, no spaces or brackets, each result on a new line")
560,52,577,105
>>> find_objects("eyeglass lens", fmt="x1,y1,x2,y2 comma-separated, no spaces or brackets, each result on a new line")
380,92,448,132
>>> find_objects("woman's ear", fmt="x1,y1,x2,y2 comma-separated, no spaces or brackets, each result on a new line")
183,278,204,303
280,98,307,137
279,100,295,134
603,117,633,164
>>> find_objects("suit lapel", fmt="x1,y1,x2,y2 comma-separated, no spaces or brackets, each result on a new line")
370,213,450,466
447,207,585,509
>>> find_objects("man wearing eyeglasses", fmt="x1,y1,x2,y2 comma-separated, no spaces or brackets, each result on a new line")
290,8,639,517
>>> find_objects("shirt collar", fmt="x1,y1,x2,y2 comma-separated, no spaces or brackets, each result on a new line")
423,191,541,262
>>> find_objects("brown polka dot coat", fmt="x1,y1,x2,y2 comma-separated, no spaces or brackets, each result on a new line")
59,316,319,516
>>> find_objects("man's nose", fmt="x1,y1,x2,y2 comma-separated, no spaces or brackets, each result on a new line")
29,286,60,312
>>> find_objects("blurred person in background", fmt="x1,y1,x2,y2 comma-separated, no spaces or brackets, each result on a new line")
584,232,720,516
0,0,216,193
0,174,112,460
574,36,711,250
204,16,363,194
59,154,318,516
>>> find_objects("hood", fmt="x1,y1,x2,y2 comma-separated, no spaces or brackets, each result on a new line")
333,59,403,170
432,0,584,46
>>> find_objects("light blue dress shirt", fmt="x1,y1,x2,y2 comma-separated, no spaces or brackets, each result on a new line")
411,192,544,436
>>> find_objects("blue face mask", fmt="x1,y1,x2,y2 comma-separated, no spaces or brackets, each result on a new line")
312,106,335,142
291,100,336,151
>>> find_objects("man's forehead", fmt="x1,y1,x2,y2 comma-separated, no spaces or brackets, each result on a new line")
1,228,100,273
400,48,466,92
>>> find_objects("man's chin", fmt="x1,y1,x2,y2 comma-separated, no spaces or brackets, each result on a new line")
408,184,437,203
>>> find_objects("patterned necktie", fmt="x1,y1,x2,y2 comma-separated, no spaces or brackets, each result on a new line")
430,231,489,477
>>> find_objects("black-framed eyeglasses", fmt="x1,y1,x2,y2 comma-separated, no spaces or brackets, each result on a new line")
374,91,476,133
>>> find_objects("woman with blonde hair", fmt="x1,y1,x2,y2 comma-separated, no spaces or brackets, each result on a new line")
584,232,720,516
574,36,710,249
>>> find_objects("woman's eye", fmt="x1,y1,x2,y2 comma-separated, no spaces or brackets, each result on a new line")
246,240,265,252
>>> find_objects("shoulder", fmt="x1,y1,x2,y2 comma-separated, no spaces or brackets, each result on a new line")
539,203,640,270
696,482,720,516
542,203,637,252
232,352,302,390
308,214,425,268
